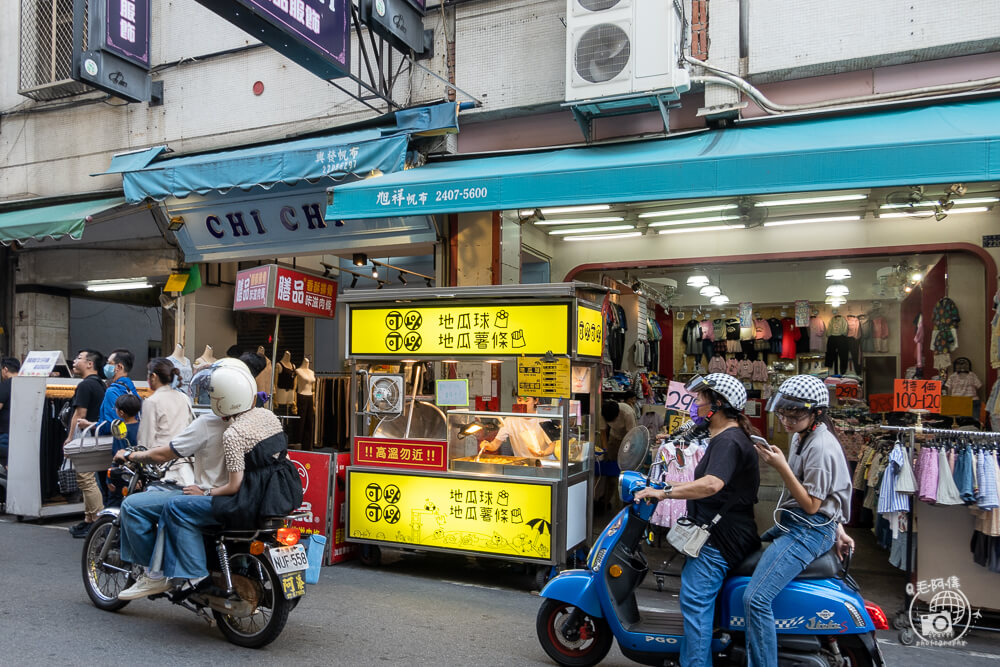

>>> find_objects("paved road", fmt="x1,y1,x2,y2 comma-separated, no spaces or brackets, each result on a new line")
1,517,997,665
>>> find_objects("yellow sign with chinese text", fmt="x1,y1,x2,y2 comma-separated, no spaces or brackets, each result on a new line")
347,470,554,561
517,356,571,398
576,306,603,358
349,304,570,356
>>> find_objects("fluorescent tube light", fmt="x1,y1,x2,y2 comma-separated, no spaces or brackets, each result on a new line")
534,216,624,226
539,204,611,215
658,224,746,235
562,232,642,241
648,215,740,228
710,295,730,305
762,215,861,228
638,203,738,219
756,194,867,207
880,197,998,209
86,280,153,292
879,207,988,219
548,225,634,235
699,285,721,297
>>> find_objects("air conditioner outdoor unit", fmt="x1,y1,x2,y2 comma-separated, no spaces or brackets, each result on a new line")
565,0,690,102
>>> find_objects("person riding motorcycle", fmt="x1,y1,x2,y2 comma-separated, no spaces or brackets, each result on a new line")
745,375,855,667
158,362,302,582
634,373,761,667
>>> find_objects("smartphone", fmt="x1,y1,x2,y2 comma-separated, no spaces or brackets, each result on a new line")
750,435,773,450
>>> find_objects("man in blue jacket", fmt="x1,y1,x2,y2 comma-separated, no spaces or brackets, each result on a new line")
79,348,139,435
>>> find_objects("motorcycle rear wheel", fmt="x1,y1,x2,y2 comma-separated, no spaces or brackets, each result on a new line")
536,599,613,667
81,514,135,612
213,551,292,649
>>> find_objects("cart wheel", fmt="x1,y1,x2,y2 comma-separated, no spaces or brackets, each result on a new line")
898,628,916,646
892,611,910,630
655,575,664,592
533,566,553,590
359,544,382,567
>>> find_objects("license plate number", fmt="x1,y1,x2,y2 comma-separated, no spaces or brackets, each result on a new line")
269,544,308,575
279,571,305,600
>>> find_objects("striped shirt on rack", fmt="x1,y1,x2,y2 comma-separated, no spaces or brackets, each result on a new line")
878,444,911,513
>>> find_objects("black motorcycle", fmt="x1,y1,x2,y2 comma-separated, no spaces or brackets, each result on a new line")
81,454,309,648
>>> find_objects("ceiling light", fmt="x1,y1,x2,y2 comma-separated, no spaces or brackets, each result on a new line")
826,283,849,296
353,253,367,266
638,203,738,219
371,266,379,279
904,285,913,293
763,215,862,228
86,279,153,292
879,206,988,219
699,285,721,297
538,204,611,215
880,197,998,209
534,216,624,226
562,231,642,241
825,268,852,280
167,216,185,231
911,272,923,282
657,224,746,235
647,215,740,228
548,224,634,235
686,274,710,287
710,294,730,305
825,295,847,306
756,194,867,207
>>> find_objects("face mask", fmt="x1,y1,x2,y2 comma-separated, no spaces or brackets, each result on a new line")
103,363,116,378
689,399,708,426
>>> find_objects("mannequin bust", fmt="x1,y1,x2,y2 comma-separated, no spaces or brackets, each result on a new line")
255,345,272,393
295,357,315,395
294,357,316,449
194,345,217,372
275,350,296,406
167,343,193,388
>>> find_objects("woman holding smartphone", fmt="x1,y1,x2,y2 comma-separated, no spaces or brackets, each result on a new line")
747,375,855,667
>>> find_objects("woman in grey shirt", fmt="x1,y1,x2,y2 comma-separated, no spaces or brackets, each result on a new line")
745,375,855,667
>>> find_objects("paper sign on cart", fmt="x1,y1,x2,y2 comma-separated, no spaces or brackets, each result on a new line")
663,381,696,412
435,379,469,406
19,350,70,377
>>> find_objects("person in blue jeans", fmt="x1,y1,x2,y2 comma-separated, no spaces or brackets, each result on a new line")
749,375,856,667
635,373,761,666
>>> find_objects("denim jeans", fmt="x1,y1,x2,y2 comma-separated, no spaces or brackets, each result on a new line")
679,542,730,667
161,495,220,579
744,508,837,667
119,487,182,570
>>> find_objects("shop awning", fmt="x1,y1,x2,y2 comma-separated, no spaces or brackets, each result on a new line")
0,197,126,245
112,102,460,203
326,97,1000,220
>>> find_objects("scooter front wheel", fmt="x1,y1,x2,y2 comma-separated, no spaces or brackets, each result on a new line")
536,599,613,667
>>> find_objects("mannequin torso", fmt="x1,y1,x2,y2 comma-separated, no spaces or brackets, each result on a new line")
167,344,193,388
194,344,217,372
295,358,315,396
275,351,296,405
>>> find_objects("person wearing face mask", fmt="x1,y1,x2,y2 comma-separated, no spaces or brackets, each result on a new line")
634,373,760,667
77,349,140,437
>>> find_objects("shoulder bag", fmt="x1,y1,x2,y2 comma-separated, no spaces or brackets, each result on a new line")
666,494,739,558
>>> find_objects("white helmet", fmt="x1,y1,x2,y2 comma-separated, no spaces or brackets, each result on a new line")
685,373,748,411
197,361,257,417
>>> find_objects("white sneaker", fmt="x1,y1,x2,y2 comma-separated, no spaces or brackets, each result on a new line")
118,574,172,600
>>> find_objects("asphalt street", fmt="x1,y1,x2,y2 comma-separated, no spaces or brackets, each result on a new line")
1,516,997,666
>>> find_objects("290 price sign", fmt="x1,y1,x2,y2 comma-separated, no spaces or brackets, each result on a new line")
893,379,942,413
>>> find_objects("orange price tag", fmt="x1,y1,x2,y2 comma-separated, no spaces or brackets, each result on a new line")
834,384,859,400
868,393,893,413
893,379,942,413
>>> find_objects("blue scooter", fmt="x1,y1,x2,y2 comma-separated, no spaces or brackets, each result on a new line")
537,471,888,666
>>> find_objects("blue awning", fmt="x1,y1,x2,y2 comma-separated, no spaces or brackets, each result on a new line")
114,102,459,203
326,98,1000,220
100,146,168,174
0,197,125,245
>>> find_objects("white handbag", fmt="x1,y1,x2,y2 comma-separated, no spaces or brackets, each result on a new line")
63,422,115,473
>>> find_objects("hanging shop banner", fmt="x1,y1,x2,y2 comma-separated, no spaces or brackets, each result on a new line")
795,300,810,327
739,302,753,328
663,380,696,413
352,437,449,471
576,305,603,358
869,393,894,413
103,0,152,69
516,356,571,399
330,452,356,564
349,304,570,357
19,350,70,377
347,469,555,562
893,379,942,413
288,451,332,538
233,264,337,318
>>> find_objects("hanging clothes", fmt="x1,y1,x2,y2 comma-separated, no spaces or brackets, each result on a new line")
780,318,800,360
953,446,976,503
767,317,783,355
650,442,704,528
878,443,911,513
935,447,964,505
872,315,890,354
916,445,939,504
683,319,702,356
809,315,826,352
914,314,925,370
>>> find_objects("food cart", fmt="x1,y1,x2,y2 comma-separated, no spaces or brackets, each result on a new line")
342,283,606,583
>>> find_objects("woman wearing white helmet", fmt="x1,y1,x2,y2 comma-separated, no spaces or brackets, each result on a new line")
158,362,303,583
635,373,761,667
743,374,854,667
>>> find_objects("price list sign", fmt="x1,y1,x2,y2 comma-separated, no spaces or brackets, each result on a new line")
517,356,571,399
893,379,942,413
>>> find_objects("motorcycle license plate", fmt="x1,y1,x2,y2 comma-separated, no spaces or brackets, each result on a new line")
278,571,306,600
269,544,308,575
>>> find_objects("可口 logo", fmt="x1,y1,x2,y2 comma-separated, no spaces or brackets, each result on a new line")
907,576,980,647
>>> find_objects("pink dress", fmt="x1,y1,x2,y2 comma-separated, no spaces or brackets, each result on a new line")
650,443,704,528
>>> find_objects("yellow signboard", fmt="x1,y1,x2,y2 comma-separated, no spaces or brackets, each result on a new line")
163,273,189,293
667,411,685,434
347,470,554,561
576,306,603,357
517,356,571,398
349,304,570,356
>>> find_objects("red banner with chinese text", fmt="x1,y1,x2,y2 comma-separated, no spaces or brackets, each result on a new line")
233,264,337,318
893,379,942,413
352,437,448,472
287,451,331,539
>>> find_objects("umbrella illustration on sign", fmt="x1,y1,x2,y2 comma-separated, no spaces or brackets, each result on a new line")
526,517,552,557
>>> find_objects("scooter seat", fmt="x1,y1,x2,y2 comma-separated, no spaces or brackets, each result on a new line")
731,547,844,580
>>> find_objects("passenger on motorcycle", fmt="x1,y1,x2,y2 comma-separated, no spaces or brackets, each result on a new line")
114,360,252,600
634,373,761,667
745,375,855,667
158,362,302,583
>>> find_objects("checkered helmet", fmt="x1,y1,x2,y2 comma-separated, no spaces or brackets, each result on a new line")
685,373,747,411
767,374,830,413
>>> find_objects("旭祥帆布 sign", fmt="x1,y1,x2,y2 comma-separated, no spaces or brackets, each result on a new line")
347,469,554,561
349,304,570,356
